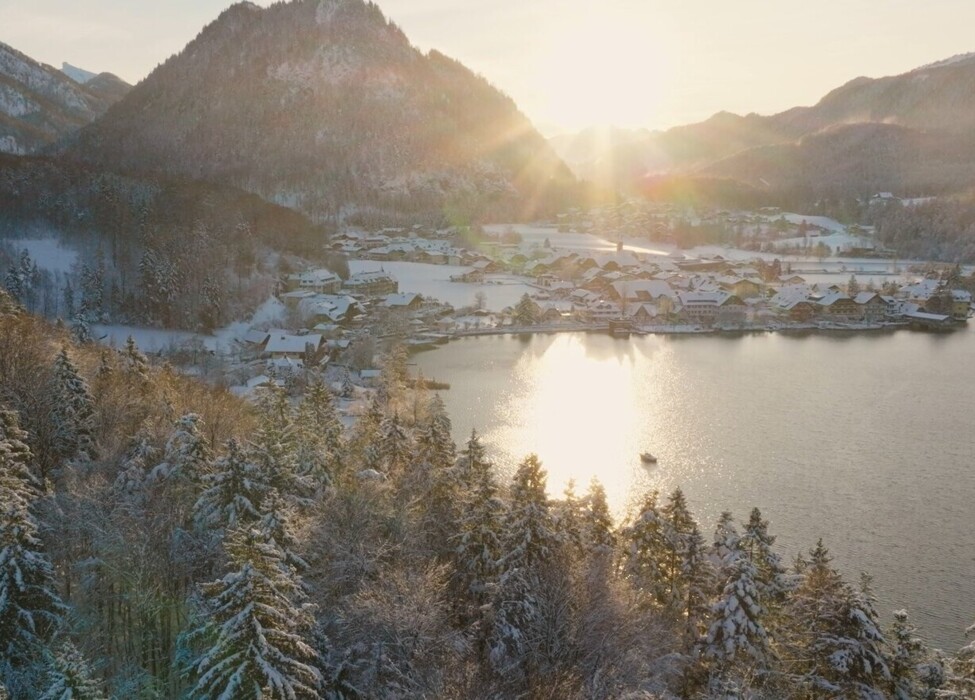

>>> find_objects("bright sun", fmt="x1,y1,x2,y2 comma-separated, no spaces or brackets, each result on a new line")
531,8,675,131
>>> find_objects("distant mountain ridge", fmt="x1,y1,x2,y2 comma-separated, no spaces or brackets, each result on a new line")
551,52,975,203
0,42,131,155
64,0,576,224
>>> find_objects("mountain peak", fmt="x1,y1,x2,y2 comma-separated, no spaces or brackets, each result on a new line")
61,62,97,84
65,0,572,222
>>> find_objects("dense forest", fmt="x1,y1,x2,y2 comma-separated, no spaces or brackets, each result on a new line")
0,155,326,329
0,291,973,699
868,197,975,263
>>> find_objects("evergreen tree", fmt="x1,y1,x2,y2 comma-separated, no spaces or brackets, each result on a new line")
194,439,267,534
661,487,696,606
501,454,559,573
49,348,96,467
682,524,715,648
704,556,769,665
0,410,40,496
453,431,505,606
414,395,455,472
741,507,789,606
378,412,412,477
620,490,670,606
184,528,321,699
120,336,151,382
513,293,537,326
0,440,66,668
889,609,929,700
257,489,309,575
710,511,742,582
581,478,614,556
786,541,891,697
296,375,342,483
153,413,211,485
39,641,105,700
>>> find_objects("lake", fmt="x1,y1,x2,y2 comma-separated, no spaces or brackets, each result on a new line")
414,326,975,651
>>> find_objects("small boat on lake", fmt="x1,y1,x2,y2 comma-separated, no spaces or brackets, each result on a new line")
640,452,657,464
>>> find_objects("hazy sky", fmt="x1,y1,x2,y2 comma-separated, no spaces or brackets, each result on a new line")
3,0,975,134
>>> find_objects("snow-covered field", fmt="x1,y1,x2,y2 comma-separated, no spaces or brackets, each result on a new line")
349,260,535,311
92,297,286,355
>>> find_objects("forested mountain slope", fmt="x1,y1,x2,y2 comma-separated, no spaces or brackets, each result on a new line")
64,0,576,224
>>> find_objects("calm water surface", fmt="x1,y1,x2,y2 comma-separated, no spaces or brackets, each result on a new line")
414,327,975,651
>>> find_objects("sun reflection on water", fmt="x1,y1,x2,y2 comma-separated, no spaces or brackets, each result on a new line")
482,334,688,514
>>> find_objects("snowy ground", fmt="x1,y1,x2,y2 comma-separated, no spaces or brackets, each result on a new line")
93,297,286,355
348,260,535,311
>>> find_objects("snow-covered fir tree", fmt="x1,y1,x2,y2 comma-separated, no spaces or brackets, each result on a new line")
258,489,309,575
193,439,267,534
710,511,742,582
453,431,505,608
120,335,151,382
48,347,96,468
741,507,789,607
703,555,769,666
152,413,211,485
184,527,321,699
500,454,560,573
39,641,105,700
377,411,412,477
295,375,342,485
0,410,40,497
581,478,614,556
620,490,670,606
0,438,66,671
888,608,934,699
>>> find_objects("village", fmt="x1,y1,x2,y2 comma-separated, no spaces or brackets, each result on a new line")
212,211,973,398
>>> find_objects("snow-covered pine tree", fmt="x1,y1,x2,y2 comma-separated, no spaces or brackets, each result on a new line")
453,431,505,608
817,573,892,699
249,388,311,507
258,489,309,575
0,441,66,668
888,608,931,700
741,507,789,607
152,413,212,486
184,528,321,699
620,490,670,606
703,556,769,666
415,394,455,472
411,396,458,553
48,347,96,469
553,480,586,558
378,412,412,477
501,454,559,573
488,454,565,682
193,439,267,535
39,641,105,700
0,409,40,497
120,336,150,382
662,487,697,606
581,478,615,557
710,511,742,584
296,375,343,481
681,524,715,650
785,540,891,697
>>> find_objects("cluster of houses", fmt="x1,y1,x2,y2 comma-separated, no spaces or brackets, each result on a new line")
505,249,972,329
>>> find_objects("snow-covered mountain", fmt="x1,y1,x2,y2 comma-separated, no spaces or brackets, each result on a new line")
63,0,575,223
0,42,131,155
